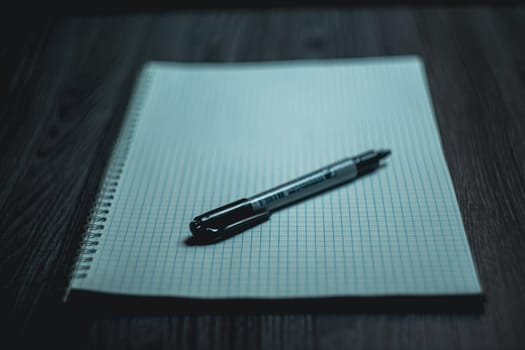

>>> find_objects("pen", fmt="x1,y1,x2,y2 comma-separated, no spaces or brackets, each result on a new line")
189,149,391,242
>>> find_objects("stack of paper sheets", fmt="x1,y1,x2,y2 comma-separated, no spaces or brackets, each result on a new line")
69,56,482,299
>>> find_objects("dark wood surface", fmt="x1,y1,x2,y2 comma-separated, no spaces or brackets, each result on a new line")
1,5,525,349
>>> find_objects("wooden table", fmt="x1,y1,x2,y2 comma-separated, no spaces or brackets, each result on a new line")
2,5,525,349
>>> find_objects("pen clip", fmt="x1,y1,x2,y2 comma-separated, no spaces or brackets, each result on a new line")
190,199,271,242
222,210,271,236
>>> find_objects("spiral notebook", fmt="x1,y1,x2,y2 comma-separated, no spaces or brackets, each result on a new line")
65,56,482,302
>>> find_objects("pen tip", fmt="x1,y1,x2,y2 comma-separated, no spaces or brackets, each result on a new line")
378,149,391,159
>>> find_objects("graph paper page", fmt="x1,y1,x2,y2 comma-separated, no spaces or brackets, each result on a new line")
71,57,482,297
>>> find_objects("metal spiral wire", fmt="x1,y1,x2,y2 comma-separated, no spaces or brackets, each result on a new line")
67,68,153,284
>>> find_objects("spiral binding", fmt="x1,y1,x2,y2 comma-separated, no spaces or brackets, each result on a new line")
65,68,153,298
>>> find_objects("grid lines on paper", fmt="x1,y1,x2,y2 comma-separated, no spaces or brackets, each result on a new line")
72,57,481,297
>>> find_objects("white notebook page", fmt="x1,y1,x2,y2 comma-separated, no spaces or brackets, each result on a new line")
71,56,482,298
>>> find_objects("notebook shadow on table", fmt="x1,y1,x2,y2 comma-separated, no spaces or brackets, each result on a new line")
65,291,485,317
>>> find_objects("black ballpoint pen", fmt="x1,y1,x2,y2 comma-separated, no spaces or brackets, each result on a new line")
189,149,391,242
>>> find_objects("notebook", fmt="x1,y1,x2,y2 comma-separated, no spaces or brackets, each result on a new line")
66,56,482,301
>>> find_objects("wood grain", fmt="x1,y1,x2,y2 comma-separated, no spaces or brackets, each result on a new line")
1,6,524,349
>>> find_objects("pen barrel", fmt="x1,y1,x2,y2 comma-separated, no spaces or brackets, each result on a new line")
249,157,358,212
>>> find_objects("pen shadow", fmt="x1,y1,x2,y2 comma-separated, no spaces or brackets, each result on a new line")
183,164,388,246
